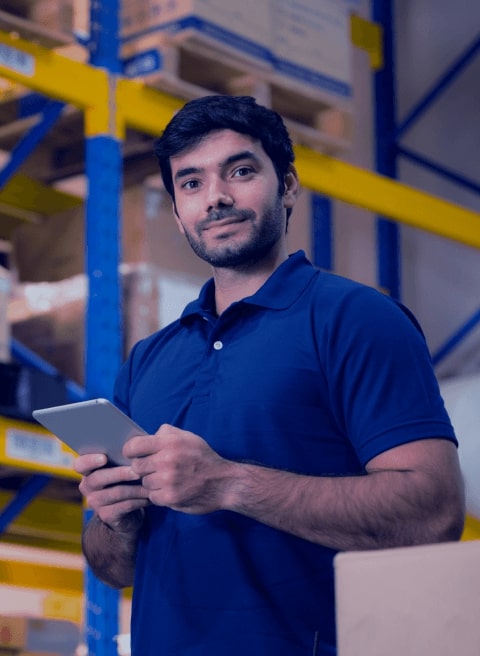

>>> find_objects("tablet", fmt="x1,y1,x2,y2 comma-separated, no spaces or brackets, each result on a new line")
32,398,147,465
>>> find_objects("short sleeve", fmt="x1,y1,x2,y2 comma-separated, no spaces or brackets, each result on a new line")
324,286,456,465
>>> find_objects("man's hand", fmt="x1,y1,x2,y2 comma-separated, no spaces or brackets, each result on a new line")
74,449,152,588
124,424,234,514
74,452,150,531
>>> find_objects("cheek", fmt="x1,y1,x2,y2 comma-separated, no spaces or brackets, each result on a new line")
175,218,186,236
173,198,199,233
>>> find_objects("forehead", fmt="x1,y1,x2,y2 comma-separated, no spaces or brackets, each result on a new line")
170,129,267,171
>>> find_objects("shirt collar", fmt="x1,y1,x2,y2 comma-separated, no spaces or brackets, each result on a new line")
181,250,319,321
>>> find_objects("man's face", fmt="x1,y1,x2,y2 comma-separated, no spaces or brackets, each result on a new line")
170,129,296,268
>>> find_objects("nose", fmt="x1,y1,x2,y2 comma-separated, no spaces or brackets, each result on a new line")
206,178,234,212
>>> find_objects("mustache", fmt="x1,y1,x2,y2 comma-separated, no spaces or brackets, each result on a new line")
198,207,255,230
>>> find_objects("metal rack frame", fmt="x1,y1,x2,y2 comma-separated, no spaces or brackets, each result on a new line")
373,0,480,365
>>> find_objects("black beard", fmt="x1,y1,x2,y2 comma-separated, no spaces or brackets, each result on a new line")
186,233,278,269
182,196,284,268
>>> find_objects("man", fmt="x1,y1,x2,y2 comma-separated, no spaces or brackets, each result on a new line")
75,95,465,656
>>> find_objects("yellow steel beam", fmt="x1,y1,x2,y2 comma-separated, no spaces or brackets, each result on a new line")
294,144,480,250
116,77,183,137
462,514,480,542
1,532,80,554
0,490,82,553
0,30,112,136
43,591,83,624
0,560,132,603
0,416,79,479
0,173,82,215
0,31,107,112
0,558,83,594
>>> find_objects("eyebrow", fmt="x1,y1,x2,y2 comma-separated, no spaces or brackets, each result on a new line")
174,166,200,182
173,149,262,183
223,150,261,168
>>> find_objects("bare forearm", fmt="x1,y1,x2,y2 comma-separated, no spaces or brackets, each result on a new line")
82,511,143,588
222,461,465,551
125,428,464,550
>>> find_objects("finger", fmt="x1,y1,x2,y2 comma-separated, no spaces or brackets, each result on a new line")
82,478,150,511
123,433,162,459
91,481,150,505
79,465,140,494
96,498,150,528
73,453,108,475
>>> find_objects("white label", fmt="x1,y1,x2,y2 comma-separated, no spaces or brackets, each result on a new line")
6,429,73,468
0,43,35,76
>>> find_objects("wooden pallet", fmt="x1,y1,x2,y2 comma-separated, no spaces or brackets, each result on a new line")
122,30,353,155
0,9,74,48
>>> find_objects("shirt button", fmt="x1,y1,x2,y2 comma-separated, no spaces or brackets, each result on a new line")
213,340,223,350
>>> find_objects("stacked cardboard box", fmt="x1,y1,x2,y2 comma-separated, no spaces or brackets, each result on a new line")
118,0,351,95
0,0,75,42
121,0,272,70
115,0,353,151
270,0,352,101
0,615,79,656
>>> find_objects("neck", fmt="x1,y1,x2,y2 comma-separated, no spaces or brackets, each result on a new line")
213,244,288,314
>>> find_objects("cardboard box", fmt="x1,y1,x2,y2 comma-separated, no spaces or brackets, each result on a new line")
270,0,352,100
121,0,271,50
0,614,66,652
120,0,272,77
335,541,480,656
0,616,27,650
0,0,74,35
10,295,85,386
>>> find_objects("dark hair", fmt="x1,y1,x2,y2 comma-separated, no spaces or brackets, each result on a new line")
153,95,295,203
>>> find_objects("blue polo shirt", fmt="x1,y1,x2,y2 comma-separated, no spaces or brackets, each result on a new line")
114,251,456,656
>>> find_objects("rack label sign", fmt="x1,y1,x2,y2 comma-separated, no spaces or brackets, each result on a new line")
6,429,73,469
0,43,34,76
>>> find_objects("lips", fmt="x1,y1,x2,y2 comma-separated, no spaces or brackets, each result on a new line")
204,216,247,230
199,210,251,233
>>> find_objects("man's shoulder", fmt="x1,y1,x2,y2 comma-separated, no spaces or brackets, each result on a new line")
304,268,424,337
306,268,386,310
128,317,185,362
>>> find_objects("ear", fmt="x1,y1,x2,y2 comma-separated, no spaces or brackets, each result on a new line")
172,202,186,235
283,165,299,209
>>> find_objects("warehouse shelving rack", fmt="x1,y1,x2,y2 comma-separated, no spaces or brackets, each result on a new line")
373,1,480,368
0,1,479,654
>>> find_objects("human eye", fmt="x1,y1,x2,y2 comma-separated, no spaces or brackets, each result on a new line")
181,179,200,190
232,165,254,178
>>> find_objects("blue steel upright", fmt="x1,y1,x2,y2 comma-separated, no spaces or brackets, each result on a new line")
373,0,401,299
84,1,123,655
311,194,334,272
